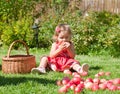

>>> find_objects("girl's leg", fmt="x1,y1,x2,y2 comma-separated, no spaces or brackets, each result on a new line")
31,57,48,74
50,64,57,71
38,57,48,68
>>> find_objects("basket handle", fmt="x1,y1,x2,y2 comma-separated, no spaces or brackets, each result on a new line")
7,40,29,58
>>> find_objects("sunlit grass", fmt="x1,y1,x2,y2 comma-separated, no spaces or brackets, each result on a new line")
0,47,120,94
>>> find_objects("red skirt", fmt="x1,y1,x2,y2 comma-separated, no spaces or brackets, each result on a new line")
47,56,80,71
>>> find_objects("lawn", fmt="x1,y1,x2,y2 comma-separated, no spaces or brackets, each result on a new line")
0,47,120,94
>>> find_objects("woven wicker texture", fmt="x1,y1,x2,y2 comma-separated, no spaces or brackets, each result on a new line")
2,40,36,74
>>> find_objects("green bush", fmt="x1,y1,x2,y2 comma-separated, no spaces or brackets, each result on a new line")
1,0,120,57
72,11,120,56
1,16,34,47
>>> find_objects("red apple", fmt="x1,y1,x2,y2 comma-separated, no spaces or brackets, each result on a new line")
113,78,120,85
105,72,111,76
77,83,84,89
106,82,113,88
75,86,82,93
62,77,70,85
93,78,100,84
71,77,81,85
56,80,62,86
98,71,105,76
74,74,81,78
95,73,100,78
117,86,120,90
58,85,68,93
100,79,107,83
85,78,93,83
99,83,107,90
92,84,99,91
108,85,117,91
72,72,81,78
70,84,76,90
64,69,72,75
84,82,93,90
81,71,88,76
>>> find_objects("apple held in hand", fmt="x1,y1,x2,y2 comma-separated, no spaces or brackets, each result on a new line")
64,42,70,48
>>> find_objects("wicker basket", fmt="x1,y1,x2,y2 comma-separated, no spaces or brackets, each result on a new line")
2,40,36,74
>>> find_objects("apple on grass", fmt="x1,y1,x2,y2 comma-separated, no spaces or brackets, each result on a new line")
93,78,100,84
95,73,100,78
99,83,107,90
72,72,80,78
113,78,120,85
58,85,68,93
75,86,82,93
92,84,99,91
117,86,120,90
84,82,93,90
71,77,82,85
98,71,105,76
100,79,107,83
62,77,70,85
70,84,76,90
81,71,88,76
85,78,93,83
56,80,62,86
77,83,84,89
63,69,72,75
108,85,117,91
105,72,111,76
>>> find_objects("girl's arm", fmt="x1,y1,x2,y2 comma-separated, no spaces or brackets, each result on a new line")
49,42,66,58
66,42,75,59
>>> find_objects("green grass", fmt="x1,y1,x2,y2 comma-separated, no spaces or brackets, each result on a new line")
0,47,120,94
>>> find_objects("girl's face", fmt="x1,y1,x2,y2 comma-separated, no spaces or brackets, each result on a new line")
57,31,71,43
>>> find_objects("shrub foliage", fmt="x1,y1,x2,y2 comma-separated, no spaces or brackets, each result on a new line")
0,0,120,56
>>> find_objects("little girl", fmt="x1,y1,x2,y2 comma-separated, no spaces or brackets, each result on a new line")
31,24,89,74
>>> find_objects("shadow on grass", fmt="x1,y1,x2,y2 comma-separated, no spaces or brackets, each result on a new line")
89,66,102,70
0,75,55,86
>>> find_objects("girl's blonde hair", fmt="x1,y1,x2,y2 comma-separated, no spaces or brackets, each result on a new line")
52,24,72,42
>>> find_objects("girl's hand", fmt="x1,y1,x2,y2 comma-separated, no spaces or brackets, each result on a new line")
64,42,70,48
58,42,70,51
